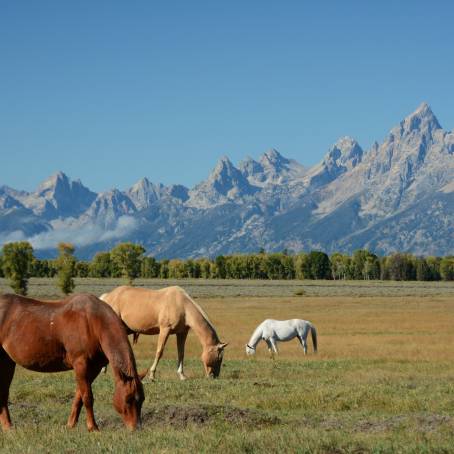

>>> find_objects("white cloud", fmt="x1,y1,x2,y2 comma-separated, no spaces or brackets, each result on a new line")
0,216,139,250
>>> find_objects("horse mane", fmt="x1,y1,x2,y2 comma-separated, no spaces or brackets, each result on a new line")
109,344,138,380
179,288,220,341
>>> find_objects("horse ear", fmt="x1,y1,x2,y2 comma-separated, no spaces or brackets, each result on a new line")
218,342,228,350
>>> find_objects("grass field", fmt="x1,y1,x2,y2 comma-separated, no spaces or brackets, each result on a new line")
1,279,454,453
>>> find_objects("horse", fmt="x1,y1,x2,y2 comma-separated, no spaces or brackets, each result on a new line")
100,286,227,380
245,319,317,357
0,293,144,432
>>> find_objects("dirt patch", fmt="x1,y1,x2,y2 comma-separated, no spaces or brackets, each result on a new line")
143,404,280,429
253,381,276,388
416,414,454,432
300,413,454,434
354,415,407,432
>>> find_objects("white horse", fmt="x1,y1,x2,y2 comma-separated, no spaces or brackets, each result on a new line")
245,319,317,356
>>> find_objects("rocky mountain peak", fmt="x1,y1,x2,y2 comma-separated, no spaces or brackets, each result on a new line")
259,148,289,169
308,137,364,188
37,171,70,196
395,102,441,139
324,136,363,169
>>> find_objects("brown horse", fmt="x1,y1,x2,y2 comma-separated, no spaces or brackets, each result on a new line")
100,286,227,380
0,293,144,432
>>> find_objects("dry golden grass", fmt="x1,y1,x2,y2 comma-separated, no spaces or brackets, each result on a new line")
132,295,454,377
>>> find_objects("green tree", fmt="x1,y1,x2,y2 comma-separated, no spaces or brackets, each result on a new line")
110,243,146,284
351,249,379,280
141,256,160,278
426,256,441,281
157,259,167,278
440,256,454,281
215,255,227,279
56,242,76,295
415,257,431,281
386,253,416,281
89,252,112,278
330,253,351,280
294,253,308,280
2,241,34,295
75,261,90,278
305,251,331,279
196,258,212,279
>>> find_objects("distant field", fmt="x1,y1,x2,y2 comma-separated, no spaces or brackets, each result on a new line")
1,280,454,452
1,277,454,299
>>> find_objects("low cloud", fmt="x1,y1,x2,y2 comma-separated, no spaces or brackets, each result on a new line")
0,216,139,251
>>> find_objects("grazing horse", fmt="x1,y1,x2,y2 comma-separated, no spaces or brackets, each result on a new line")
245,319,317,357
0,293,144,432
100,286,227,380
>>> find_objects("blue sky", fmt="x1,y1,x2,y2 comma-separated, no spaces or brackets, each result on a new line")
1,1,453,192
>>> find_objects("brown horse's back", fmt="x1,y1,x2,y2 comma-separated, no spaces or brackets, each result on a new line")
0,293,119,373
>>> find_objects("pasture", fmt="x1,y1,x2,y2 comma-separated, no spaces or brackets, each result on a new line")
1,279,454,453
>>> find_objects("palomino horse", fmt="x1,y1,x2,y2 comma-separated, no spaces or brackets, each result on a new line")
100,286,227,380
0,293,144,431
245,319,317,357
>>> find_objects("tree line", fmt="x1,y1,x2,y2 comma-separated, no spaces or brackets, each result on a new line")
1,241,453,296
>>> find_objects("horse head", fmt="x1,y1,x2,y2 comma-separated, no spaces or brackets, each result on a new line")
113,374,145,430
201,342,228,378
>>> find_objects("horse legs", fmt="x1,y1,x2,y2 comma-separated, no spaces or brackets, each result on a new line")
176,330,189,381
67,389,83,429
70,359,102,431
265,338,278,359
298,325,310,354
0,350,16,431
145,327,171,381
298,335,308,354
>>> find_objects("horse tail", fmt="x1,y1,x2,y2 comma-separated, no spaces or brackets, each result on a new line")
132,332,140,345
310,324,318,353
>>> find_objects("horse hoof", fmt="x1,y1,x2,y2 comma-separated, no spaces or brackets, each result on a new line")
178,375,188,381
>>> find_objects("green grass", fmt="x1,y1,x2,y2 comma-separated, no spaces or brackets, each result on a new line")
1,280,454,452
3,358,454,453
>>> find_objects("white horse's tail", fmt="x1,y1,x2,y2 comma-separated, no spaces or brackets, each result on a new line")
310,324,318,353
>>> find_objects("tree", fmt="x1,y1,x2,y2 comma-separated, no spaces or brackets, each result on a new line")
56,242,76,295
2,241,34,295
386,253,416,281
75,261,90,278
294,254,308,280
440,257,454,281
141,256,160,278
304,251,331,280
426,256,441,281
415,257,431,281
330,253,351,280
215,255,227,279
159,259,170,278
90,252,112,278
111,243,145,284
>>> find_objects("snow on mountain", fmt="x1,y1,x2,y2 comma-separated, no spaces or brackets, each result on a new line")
306,137,363,189
187,156,258,208
3,172,97,220
127,178,189,210
240,149,306,186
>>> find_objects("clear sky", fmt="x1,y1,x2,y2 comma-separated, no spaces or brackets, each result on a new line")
1,1,453,192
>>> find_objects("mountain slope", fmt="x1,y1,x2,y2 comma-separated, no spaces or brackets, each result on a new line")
0,103,452,258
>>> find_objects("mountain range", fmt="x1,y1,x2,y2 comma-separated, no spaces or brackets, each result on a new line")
1,103,453,259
